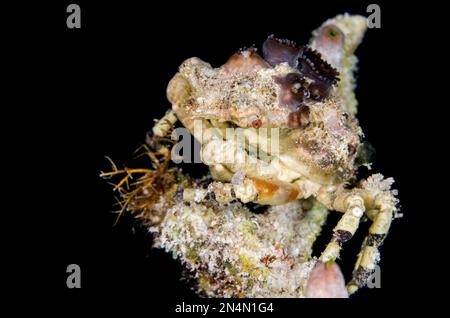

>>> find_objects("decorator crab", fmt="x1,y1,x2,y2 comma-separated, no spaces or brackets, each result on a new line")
146,14,399,295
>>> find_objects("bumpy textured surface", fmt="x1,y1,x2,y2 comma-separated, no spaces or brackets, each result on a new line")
153,198,328,297
104,14,399,298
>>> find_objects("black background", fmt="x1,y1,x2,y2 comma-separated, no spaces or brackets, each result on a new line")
10,0,433,314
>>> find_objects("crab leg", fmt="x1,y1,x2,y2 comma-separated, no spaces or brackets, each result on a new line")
319,194,365,263
317,174,398,294
152,110,178,138
346,195,395,294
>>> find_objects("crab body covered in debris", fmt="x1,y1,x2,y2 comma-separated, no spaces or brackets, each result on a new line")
169,46,361,187
107,14,399,298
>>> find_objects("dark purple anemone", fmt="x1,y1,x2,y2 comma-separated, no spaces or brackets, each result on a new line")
262,35,340,102
262,35,301,68
297,46,339,89
274,72,307,111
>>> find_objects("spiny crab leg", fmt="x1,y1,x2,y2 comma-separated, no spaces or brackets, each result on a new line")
319,194,365,263
346,194,395,294
316,176,398,294
152,109,178,138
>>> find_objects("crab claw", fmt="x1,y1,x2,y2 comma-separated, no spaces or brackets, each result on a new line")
249,177,300,205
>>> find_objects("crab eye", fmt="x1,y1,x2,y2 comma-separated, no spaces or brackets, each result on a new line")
248,115,262,129
252,118,262,129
